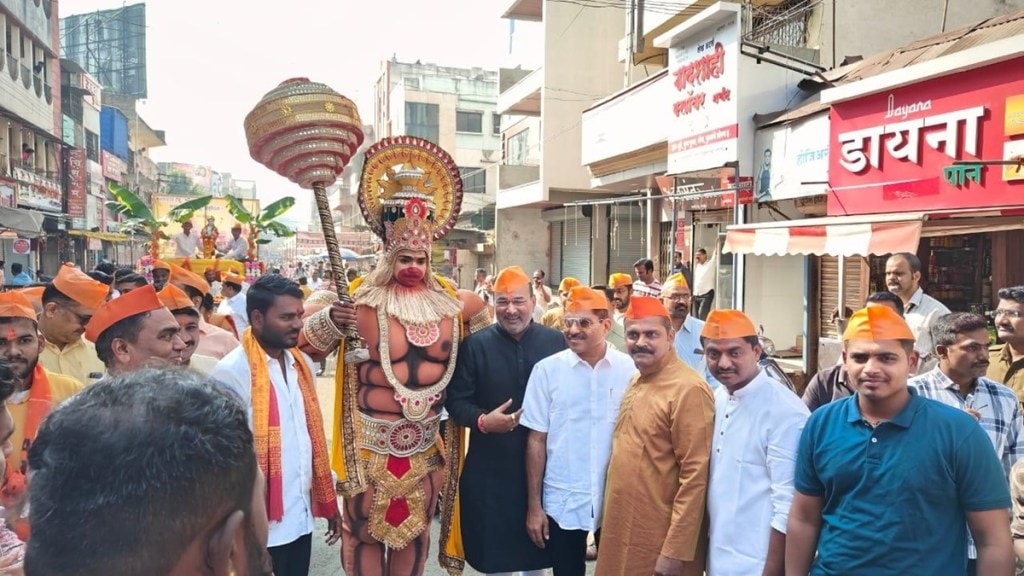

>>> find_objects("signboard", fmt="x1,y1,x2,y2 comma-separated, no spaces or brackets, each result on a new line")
86,194,99,229
753,112,830,202
12,239,30,255
719,175,754,206
151,195,261,251
0,180,15,208
666,11,739,174
65,148,88,229
101,150,125,183
82,73,102,110
828,56,1024,215
13,167,61,212
582,73,672,165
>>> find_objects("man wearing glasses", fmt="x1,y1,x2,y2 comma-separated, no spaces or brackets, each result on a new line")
38,264,111,385
521,286,636,575
989,287,1024,401
661,272,706,375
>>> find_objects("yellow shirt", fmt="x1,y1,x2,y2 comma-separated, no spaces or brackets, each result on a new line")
39,338,105,387
300,285,313,300
989,343,1024,402
8,369,84,473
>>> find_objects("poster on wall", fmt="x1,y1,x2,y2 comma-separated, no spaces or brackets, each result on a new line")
666,10,740,175
0,180,16,208
828,56,1024,215
66,148,88,229
753,113,830,202
13,167,62,212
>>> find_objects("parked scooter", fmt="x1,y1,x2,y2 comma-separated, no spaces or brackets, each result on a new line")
758,325,796,393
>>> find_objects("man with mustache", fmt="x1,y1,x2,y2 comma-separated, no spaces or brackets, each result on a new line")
885,252,949,374
703,310,809,576
447,265,567,576
211,274,339,576
168,263,239,359
521,286,636,575
157,283,220,376
25,368,275,576
0,291,83,540
661,272,706,374
608,273,633,325
597,296,714,576
988,286,1024,400
910,312,1024,576
787,306,1014,576
85,285,189,377
38,264,110,385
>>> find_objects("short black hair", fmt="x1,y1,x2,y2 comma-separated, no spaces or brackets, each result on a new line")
94,261,117,276
696,248,708,256
94,312,149,368
11,262,22,275
246,274,304,322
591,284,614,303
633,259,654,273
932,312,989,348
41,283,76,307
87,271,112,286
200,293,217,312
889,252,922,274
25,369,256,576
866,291,905,317
998,286,1024,305
180,284,204,302
298,276,308,285
170,306,200,319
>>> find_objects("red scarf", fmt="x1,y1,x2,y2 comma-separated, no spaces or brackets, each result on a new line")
3,364,51,540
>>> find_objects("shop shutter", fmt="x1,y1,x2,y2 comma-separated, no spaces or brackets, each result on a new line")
818,255,866,339
607,204,646,277
560,217,592,285
549,221,563,281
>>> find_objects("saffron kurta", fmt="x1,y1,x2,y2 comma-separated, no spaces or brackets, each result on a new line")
596,354,715,576
445,321,568,573
8,369,83,473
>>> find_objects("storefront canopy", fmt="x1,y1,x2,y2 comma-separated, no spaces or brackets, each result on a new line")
0,207,45,238
724,207,1024,257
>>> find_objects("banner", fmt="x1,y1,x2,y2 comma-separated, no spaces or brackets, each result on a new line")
66,148,88,229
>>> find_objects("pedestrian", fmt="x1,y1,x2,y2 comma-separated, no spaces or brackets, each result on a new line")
38,264,109,385
532,269,555,309
540,276,581,329
592,285,626,351
8,263,32,287
0,358,24,569
521,286,636,576
151,259,171,291
885,252,950,374
219,271,249,338
910,312,1024,576
786,305,1014,575
692,247,717,320
157,283,220,375
597,296,714,576
607,273,633,325
988,286,1024,399
24,368,274,576
169,263,240,359
632,258,662,298
84,285,189,377
446,265,568,575
703,310,808,576
211,275,340,576
660,272,706,374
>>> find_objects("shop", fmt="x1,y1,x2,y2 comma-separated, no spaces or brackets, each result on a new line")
543,206,593,285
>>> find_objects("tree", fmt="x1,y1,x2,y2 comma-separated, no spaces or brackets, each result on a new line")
106,182,213,259
225,195,296,260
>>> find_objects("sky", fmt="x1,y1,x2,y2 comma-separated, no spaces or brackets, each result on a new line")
65,0,543,227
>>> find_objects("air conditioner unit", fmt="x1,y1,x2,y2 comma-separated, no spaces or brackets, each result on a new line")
481,150,495,162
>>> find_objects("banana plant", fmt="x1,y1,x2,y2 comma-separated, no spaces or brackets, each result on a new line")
225,195,296,260
106,182,213,259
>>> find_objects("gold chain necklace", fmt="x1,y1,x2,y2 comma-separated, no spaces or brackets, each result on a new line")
377,307,460,421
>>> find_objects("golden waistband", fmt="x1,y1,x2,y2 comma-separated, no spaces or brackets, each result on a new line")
359,412,441,457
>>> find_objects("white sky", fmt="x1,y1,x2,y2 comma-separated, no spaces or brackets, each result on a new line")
65,0,542,226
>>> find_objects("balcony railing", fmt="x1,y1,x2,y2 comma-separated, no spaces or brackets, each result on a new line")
745,0,821,48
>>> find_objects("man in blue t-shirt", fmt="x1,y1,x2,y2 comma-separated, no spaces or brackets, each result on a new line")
785,305,1013,576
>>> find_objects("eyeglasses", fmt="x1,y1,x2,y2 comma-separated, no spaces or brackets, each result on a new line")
994,309,1024,319
664,293,692,302
563,317,595,329
57,303,91,327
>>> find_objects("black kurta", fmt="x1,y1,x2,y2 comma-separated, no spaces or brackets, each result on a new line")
445,321,568,573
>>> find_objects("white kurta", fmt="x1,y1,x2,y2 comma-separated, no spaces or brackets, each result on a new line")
218,292,249,339
519,345,636,531
171,231,201,257
708,370,809,576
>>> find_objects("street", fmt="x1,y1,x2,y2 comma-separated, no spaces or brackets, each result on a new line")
310,372,595,576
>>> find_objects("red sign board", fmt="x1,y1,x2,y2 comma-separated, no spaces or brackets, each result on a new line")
65,148,87,228
12,239,30,255
828,57,1024,215
101,150,125,183
719,175,754,207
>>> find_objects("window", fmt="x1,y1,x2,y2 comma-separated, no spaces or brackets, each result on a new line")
405,102,439,144
85,130,99,162
456,110,483,133
459,166,486,194
404,77,420,90
492,113,501,135
507,129,530,165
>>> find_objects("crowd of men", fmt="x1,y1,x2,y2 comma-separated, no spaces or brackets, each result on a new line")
0,245,1021,576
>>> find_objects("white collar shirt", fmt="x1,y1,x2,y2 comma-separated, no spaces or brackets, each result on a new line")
225,235,250,259
219,292,249,338
172,231,201,257
519,345,637,531
708,370,809,576
211,346,317,547
904,288,950,374
693,252,718,296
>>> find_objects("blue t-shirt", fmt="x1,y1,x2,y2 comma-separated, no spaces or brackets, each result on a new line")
794,390,1010,576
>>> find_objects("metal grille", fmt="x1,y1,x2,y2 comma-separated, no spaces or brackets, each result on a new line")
745,0,820,48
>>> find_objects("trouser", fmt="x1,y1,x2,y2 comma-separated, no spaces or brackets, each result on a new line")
486,571,546,576
268,532,312,576
546,517,600,576
694,289,715,320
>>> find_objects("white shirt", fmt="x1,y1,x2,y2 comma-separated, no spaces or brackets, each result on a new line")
309,278,324,291
225,235,250,259
211,345,318,547
219,292,249,338
633,279,662,298
519,345,636,531
903,287,950,375
708,370,809,576
171,230,201,257
693,252,718,296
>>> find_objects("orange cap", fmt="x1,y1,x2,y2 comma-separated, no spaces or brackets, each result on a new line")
493,266,530,294
663,272,689,290
564,286,609,313
152,260,171,271
623,296,670,320
843,305,916,342
16,286,45,310
608,273,633,289
84,285,165,343
701,310,757,339
558,277,582,293
169,263,210,296
52,263,109,313
158,283,195,312
222,272,245,287
0,291,38,322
